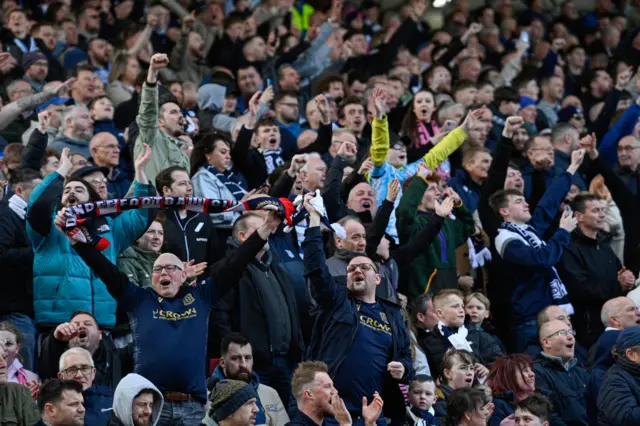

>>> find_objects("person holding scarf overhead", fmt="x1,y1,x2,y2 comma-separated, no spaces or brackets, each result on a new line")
191,130,248,232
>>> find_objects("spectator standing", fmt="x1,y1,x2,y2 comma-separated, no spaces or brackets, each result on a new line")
302,195,411,424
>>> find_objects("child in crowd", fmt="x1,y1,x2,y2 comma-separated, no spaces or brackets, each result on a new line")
465,292,505,351
514,394,553,426
406,375,440,426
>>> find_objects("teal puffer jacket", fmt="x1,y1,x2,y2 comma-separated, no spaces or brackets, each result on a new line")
26,171,155,327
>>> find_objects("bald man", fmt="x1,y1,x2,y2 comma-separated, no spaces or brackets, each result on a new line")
586,296,640,422
54,209,261,426
534,320,588,426
89,133,131,198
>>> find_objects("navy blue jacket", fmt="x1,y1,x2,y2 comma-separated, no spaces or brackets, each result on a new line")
586,330,619,426
83,384,114,426
521,163,557,201
302,226,412,419
490,390,565,426
534,354,588,426
597,360,640,426
447,169,482,213
493,171,573,324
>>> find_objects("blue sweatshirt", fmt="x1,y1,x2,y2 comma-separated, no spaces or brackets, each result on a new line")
72,243,223,401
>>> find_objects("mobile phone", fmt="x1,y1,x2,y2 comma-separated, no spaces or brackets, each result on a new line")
444,120,457,132
266,78,272,88
520,31,529,44
564,205,572,217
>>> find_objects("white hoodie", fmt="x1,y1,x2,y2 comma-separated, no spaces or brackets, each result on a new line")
112,373,165,426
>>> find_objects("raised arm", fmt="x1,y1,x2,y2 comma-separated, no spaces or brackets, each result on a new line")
26,148,72,237
210,213,281,294
370,88,391,168
136,54,169,146
0,78,73,131
322,142,357,221
302,194,347,306
19,111,51,172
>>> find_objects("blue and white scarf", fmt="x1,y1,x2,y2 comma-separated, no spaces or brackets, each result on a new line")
259,148,284,175
205,165,247,200
499,222,574,314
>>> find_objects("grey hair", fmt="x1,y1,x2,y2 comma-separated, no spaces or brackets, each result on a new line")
59,347,94,372
300,152,322,173
437,102,464,123
60,105,88,135
6,79,29,95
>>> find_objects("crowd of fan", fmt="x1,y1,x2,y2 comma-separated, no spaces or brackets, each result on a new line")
4,0,640,425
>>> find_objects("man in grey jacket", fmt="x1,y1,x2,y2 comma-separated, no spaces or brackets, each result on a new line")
108,373,165,426
132,54,190,193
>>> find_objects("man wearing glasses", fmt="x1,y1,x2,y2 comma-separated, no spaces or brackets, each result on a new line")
302,194,411,426
55,209,277,426
58,347,113,426
534,320,588,426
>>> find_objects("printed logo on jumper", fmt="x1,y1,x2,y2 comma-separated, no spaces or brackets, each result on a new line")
183,294,195,306
157,297,163,303
265,405,277,412
359,314,392,335
153,308,197,321
380,312,389,324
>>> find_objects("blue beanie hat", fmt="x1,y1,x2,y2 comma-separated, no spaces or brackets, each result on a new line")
519,96,536,110
615,326,640,355
63,48,89,70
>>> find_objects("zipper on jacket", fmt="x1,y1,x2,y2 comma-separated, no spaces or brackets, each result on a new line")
175,211,197,262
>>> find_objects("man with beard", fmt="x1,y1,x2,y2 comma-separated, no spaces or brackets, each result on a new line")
109,373,164,426
22,52,48,92
57,207,283,426
39,311,129,389
57,347,113,426
236,65,263,112
302,195,408,425
205,333,289,426
50,105,94,158
133,54,189,193
170,14,211,85
87,39,111,85
210,213,304,410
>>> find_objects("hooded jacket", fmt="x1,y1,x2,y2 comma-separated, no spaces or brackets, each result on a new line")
108,373,164,426
557,229,623,348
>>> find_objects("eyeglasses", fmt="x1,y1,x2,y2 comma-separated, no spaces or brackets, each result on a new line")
545,329,576,339
96,144,119,150
152,265,183,274
347,263,377,273
61,365,94,378
617,146,640,153
391,143,406,150
572,114,585,121
89,177,108,185
279,103,299,108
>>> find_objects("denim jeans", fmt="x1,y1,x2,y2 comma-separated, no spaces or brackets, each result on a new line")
510,320,538,353
0,313,37,371
158,400,205,426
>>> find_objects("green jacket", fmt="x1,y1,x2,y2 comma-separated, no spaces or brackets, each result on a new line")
132,82,190,191
0,383,40,426
116,245,160,289
396,177,475,299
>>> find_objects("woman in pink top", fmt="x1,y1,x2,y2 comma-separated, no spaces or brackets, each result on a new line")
0,321,39,389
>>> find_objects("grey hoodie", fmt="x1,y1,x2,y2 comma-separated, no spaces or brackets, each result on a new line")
113,373,165,426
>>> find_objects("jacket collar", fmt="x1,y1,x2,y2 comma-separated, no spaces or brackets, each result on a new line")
539,351,578,370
